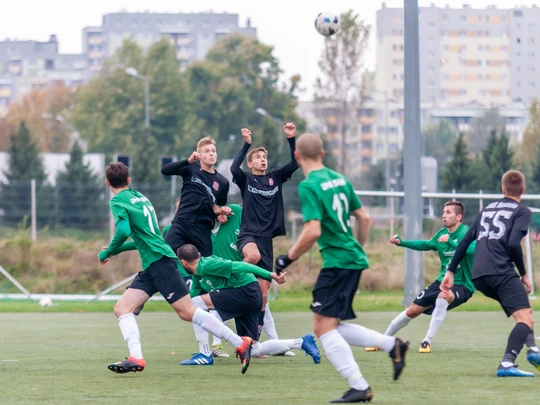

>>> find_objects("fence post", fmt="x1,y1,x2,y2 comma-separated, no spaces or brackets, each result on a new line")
31,179,37,241
109,189,114,241
390,187,395,238
525,228,535,296
479,190,483,211
292,216,297,241
452,189,456,202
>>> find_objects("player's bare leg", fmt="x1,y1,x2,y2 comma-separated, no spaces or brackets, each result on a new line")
108,289,149,373
366,303,427,352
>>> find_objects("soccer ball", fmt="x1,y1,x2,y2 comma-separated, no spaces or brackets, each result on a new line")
315,12,340,36
39,297,53,307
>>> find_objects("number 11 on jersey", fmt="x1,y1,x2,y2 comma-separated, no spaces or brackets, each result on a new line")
143,205,158,234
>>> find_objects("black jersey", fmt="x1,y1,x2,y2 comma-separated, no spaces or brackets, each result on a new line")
231,138,299,238
161,159,229,228
447,197,531,279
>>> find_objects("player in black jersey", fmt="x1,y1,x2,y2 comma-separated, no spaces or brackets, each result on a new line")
230,123,299,344
442,170,540,377
161,136,230,257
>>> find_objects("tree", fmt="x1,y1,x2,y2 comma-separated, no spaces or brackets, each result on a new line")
0,122,47,225
55,142,105,228
441,133,475,192
468,108,505,154
533,143,540,192
315,10,370,174
520,98,540,163
5,84,73,153
424,119,458,170
481,130,514,192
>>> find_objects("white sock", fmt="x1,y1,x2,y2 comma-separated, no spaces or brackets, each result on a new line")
337,323,396,353
192,308,243,348
210,310,222,346
118,313,143,359
319,329,369,391
424,298,449,344
192,322,212,357
251,338,303,356
385,310,413,336
263,303,279,340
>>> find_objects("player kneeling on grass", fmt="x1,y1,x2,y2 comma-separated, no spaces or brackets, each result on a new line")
366,201,475,354
99,163,251,374
176,244,321,372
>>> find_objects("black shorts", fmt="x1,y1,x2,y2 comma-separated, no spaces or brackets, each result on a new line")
237,234,273,273
210,282,262,340
165,221,212,257
311,268,363,321
128,256,189,304
473,274,531,317
413,280,473,315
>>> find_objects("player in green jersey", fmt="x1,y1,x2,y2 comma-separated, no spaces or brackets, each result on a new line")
98,163,252,374
176,244,321,372
366,201,475,354
274,134,409,404
211,204,243,262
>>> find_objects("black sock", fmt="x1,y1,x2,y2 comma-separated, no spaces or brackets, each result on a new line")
502,322,531,365
526,329,538,351
258,310,265,338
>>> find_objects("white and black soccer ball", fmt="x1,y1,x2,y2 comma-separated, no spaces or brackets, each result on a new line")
315,12,341,37
39,297,53,307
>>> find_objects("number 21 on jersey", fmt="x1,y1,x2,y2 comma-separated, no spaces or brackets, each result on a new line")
332,192,351,232
143,204,158,234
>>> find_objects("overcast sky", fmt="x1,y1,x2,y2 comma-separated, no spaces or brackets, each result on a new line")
1,0,538,100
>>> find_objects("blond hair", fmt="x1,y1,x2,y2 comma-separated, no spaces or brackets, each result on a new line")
247,147,268,163
197,136,216,151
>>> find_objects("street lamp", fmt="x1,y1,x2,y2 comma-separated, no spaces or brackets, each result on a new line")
256,107,284,154
125,67,150,129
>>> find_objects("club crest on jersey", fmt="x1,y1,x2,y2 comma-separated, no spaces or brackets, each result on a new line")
213,182,219,191
269,178,274,186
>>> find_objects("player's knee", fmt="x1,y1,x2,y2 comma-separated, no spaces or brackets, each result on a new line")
438,291,454,303
113,302,130,318
243,250,261,265
405,306,421,318
175,304,195,322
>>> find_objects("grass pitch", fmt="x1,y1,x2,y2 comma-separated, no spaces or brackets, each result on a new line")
1,311,538,405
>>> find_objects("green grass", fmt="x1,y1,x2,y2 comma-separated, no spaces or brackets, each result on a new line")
1,291,540,313
0,312,539,404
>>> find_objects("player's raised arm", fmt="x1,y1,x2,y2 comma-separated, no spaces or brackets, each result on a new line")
230,128,251,184
161,152,199,176
275,123,300,182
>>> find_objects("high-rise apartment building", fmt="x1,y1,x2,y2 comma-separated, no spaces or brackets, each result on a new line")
83,12,256,72
376,4,540,107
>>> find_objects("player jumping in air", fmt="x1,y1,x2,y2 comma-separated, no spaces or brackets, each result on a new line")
230,123,299,350
366,201,475,353
98,163,251,374
274,133,409,403
442,170,540,377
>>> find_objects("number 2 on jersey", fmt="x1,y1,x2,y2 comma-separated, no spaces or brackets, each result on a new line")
478,210,513,240
143,205,158,234
332,193,350,232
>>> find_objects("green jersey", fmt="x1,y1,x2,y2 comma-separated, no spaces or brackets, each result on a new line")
110,189,176,270
299,167,369,270
212,204,243,261
397,223,475,293
190,256,271,297
162,225,190,278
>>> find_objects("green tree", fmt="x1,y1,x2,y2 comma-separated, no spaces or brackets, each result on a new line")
520,98,540,163
481,130,514,192
424,119,457,169
532,143,540,192
315,10,370,174
0,121,47,226
441,133,475,192
468,108,505,154
56,142,106,228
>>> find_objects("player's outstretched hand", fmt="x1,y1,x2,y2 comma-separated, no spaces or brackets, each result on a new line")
275,254,293,274
188,151,201,163
437,234,449,243
283,122,296,138
522,274,533,294
241,128,252,144
440,272,454,292
271,271,287,284
98,250,110,265
389,234,401,245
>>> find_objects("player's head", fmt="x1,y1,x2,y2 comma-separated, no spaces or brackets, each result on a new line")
247,147,268,173
502,170,526,199
176,244,201,274
197,136,217,167
105,162,130,190
294,133,325,166
442,201,464,228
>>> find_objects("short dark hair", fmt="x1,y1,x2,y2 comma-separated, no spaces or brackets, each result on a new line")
106,162,129,188
502,170,525,197
444,201,464,217
177,244,200,262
